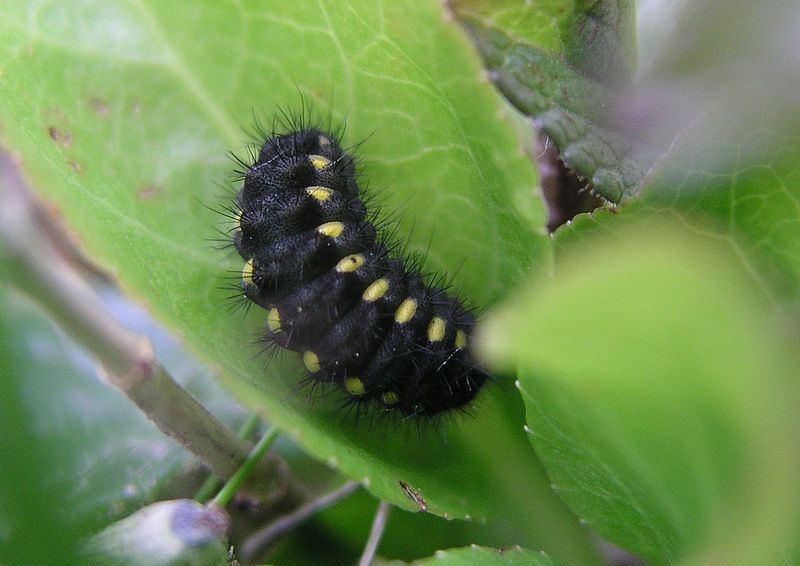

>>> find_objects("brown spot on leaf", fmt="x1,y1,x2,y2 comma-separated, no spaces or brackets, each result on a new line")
68,161,81,173
48,126,73,147
137,185,162,200
399,481,427,512
89,97,109,116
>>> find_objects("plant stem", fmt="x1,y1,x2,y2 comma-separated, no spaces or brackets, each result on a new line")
358,500,391,566
195,413,262,503
211,426,279,508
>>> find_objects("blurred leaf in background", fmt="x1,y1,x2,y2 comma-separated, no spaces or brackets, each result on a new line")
0,290,85,565
481,223,800,564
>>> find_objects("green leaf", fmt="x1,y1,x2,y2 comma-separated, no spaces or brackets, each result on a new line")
0,2,598,563
447,0,574,53
413,545,568,566
0,285,252,534
458,21,613,124
453,7,650,202
453,14,613,124
533,106,653,203
559,0,637,86
555,123,800,304
643,122,800,303
0,290,84,565
480,223,800,564
0,292,180,528
448,0,637,83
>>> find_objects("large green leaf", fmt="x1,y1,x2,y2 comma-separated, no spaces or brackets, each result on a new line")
0,2,599,563
480,224,800,564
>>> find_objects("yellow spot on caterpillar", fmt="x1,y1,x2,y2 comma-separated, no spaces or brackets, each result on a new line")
382,391,399,405
362,278,389,302
345,377,365,396
242,259,254,286
427,317,446,342
303,351,320,373
336,254,365,273
318,135,331,147
306,186,333,201
317,221,344,238
455,329,467,349
308,154,331,170
267,308,281,333
394,298,417,324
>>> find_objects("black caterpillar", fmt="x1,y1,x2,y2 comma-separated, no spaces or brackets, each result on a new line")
231,123,488,417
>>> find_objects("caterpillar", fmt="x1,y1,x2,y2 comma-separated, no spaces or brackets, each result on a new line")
230,119,489,418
